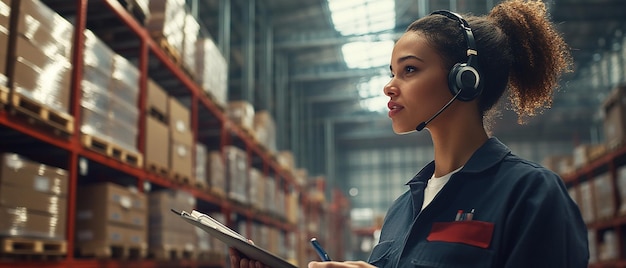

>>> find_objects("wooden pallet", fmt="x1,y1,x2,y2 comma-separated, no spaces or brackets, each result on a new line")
77,243,146,259
0,237,66,256
146,162,169,178
151,33,182,67
208,187,226,199
148,245,195,261
82,134,143,167
170,171,192,186
9,92,74,135
0,85,8,105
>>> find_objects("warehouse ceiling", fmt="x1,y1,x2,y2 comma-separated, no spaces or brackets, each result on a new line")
192,0,626,170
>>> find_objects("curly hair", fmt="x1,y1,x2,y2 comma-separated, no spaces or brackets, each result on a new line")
407,0,572,124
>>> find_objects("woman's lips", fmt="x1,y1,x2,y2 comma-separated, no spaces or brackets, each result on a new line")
388,102,404,118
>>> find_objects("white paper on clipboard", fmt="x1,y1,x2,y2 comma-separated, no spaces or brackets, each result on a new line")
172,209,298,268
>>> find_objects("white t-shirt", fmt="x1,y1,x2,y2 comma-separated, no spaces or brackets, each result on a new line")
421,166,463,211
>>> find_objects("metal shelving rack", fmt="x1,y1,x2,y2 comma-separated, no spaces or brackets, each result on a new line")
0,0,300,267
562,144,626,268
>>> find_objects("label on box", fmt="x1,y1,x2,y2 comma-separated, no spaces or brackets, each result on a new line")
176,120,186,133
78,230,93,241
77,210,93,220
109,231,122,242
5,155,24,170
177,144,187,157
33,176,50,192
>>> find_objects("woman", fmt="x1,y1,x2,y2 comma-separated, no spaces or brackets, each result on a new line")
232,0,589,267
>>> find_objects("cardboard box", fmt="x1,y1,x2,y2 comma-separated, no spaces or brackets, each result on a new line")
0,184,67,216
603,85,626,149
75,221,127,244
168,97,191,141
594,173,616,220
76,202,147,229
170,132,193,181
0,0,9,28
16,0,73,59
148,190,195,232
0,153,69,196
0,205,66,239
77,183,146,211
84,30,115,72
145,116,170,170
227,101,255,132
147,78,168,119
207,151,225,194
0,29,6,80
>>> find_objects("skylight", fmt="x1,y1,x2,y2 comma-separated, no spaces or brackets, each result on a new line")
327,0,396,112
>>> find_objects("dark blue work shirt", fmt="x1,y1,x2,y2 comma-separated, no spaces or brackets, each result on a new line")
367,137,589,267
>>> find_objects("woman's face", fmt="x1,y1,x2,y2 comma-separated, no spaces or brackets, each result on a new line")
384,31,452,134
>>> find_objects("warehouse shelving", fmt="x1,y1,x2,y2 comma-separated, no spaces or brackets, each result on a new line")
0,0,304,267
562,143,626,268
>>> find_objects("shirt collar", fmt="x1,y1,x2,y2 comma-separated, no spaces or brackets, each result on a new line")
406,137,510,185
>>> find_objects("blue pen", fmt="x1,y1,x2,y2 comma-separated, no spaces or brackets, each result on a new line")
310,237,331,261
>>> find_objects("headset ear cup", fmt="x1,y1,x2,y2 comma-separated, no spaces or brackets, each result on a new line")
448,63,481,101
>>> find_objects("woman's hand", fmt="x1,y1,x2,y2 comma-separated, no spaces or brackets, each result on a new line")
229,248,269,268
308,261,376,268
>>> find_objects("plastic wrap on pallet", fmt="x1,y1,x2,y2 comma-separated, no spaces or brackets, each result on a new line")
13,35,72,113
264,176,276,214
225,146,248,204
182,13,199,72
196,38,228,107
80,103,109,138
0,153,69,196
254,111,277,154
0,153,68,240
108,117,139,153
0,0,8,86
0,206,66,239
0,0,9,27
195,143,207,187
112,54,140,90
207,151,225,196
227,101,255,133
80,81,110,113
84,30,115,72
249,168,264,211
16,0,73,59
147,0,185,53
109,93,139,130
148,189,195,234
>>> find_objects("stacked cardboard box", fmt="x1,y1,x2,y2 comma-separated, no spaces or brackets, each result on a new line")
146,0,186,56
207,150,226,197
249,168,265,211
9,0,73,113
593,173,615,221
603,84,626,150
253,111,277,154
81,30,140,154
195,37,227,108
148,190,196,260
0,153,68,241
75,182,147,258
0,0,9,88
224,146,248,204
227,101,255,135
145,79,170,174
195,143,208,190
182,13,199,74
168,97,193,184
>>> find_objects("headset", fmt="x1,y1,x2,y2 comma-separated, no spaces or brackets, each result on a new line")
430,10,482,101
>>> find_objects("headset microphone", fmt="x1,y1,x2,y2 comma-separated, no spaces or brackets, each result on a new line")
415,88,463,131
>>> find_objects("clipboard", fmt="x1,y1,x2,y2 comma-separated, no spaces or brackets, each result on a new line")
171,209,298,268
